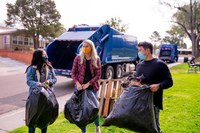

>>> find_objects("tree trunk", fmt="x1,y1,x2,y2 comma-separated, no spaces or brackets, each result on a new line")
191,34,199,58
193,33,200,57
33,35,40,49
196,39,200,57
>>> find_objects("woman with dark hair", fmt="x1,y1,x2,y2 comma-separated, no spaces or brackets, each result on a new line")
25,49,57,133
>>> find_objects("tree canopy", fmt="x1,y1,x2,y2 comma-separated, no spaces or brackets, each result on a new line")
149,31,161,45
6,0,64,49
162,25,187,48
161,0,200,57
105,17,128,32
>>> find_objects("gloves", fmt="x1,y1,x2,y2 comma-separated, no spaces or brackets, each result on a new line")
41,81,50,89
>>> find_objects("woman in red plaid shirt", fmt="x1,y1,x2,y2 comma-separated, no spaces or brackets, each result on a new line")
71,39,101,133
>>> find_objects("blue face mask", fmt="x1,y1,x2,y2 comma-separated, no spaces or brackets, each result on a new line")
43,55,48,62
138,52,147,60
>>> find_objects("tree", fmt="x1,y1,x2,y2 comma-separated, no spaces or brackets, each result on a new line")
5,0,62,49
105,17,128,32
149,31,161,45
160,0,200,57
149,31,161,54
47,23,66,39
162,25,187,48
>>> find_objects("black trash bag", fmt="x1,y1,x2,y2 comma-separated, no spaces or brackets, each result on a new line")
25,87,59,129
102,85,158,133
64,89,99,129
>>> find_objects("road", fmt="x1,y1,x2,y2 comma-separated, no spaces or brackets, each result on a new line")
0,57,74,115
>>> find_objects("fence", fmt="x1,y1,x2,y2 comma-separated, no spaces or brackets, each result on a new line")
0,49,32,64
98,79,125,117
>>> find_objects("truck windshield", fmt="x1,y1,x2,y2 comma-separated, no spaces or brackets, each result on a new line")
160,50,171,56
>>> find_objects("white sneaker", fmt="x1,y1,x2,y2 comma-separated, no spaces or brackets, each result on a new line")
95,126,101,133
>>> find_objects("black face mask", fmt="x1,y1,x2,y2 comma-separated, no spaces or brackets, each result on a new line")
43,55,48,62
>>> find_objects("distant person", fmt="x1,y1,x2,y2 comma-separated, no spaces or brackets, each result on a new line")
25,49,57,133
190,56,196,65
135,41,173,133
71,39,101,133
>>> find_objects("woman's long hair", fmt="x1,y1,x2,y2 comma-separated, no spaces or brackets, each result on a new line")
25,49,45,73
79,40,99,68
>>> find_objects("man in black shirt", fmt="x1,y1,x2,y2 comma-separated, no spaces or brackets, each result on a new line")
135,41,173,133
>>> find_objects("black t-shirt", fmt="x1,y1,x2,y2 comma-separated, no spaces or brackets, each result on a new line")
135,58,173,109
83,59,93,90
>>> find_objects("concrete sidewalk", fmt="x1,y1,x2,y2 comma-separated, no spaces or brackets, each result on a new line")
0,57,28,76
0,93,73,133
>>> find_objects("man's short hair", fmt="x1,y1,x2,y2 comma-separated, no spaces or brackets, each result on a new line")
138,41,153,54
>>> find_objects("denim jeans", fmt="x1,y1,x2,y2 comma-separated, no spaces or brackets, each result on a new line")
81,115,100,133
154,106,162,133
28,127,47,133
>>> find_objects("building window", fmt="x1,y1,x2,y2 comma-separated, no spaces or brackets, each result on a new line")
12,36,34,46
12,36,18,44
28,38,33,45
3,35,10,44
24,37,29,45
18,36,23,45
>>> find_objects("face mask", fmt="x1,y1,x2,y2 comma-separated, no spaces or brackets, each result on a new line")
82,47,91,54
138,52,147,60
43,55,48,62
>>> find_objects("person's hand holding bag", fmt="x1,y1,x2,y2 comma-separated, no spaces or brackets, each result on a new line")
76,82,83,91
82,82,90,90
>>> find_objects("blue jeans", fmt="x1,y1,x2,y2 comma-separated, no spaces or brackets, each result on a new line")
154,106,162,133
81,115,100,133
28,127,47,133
74,88,100,133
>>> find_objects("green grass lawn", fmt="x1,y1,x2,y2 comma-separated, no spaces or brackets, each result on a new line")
9,63,200,133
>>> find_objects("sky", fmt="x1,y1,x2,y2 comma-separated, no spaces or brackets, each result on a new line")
0,0,189,44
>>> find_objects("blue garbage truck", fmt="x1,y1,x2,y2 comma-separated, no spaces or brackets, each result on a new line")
158,44,179,63
46,24,138,79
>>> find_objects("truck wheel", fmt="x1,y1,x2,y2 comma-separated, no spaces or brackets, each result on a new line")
105,65,114,79
122,63,126,75
115,64,122,79
175,57,178,62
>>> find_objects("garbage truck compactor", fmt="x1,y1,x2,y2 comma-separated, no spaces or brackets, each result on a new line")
46,24,138,79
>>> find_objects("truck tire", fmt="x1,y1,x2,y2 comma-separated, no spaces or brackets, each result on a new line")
173,57,178,63
122,63,127,75
183,57,188,63
175,57,178,62
105,65,114,79
114,64,122,79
